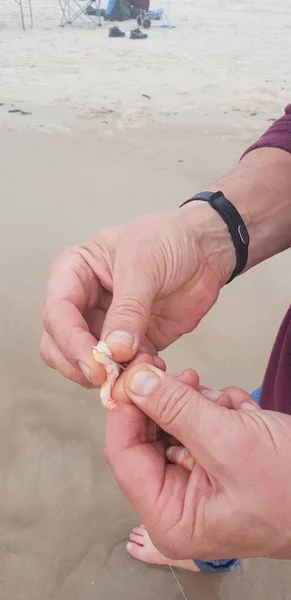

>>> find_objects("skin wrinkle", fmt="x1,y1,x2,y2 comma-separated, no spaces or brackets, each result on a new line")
39,333,93,387
159,229,201,297
181,470,206,554
79,243,114,295
69,251,97,306
41,302,54,336
155,470,189,558
61,248,97,304
45,254,86,306
109,295,149,322
183,463,215,556
181,202,234,287
42,299,89,343
89,234,116,264
153,240,168,293
146,306,183,348
69,267,92,309
256,416,281,454
128,245,162,297
239,411,280,454
127,236,159,276
43,298,92,355
158,234,184,292
163,463,213,560
145,275,209,349
155,384,192,430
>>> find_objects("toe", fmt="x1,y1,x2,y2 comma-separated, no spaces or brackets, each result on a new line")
127,528,169,566
126,542,145,561
129,532,144,545
132,526,146,536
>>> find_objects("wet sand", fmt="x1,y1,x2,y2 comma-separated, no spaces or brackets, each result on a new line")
1,0,291,597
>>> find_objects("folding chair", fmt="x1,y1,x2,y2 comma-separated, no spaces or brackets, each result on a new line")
14,0,33,29
59,0,102,27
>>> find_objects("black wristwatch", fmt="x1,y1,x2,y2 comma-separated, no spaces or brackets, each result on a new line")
180,191,250,283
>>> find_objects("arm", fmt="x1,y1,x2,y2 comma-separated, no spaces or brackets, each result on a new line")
180,106,291,286
41,105,291,385
180,144,291,287
213,146,291,271
211,105,291,272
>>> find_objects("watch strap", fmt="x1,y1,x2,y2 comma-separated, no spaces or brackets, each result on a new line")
180,191,249,283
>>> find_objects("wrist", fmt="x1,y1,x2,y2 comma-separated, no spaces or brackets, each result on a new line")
179,147,291,288
211,147,291,270
179,200,236,287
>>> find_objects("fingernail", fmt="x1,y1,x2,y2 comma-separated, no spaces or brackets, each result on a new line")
78,361,91,382
106,330,135,348
201,389,224,401
126,542,133,552
241,401,258,411
128,369,160,397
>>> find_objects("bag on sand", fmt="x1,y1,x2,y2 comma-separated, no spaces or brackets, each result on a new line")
105,0,132,20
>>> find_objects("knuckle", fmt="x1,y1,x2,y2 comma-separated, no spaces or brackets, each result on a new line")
39,340,51,367
45,247,76,290
156,381,192,429
55,245,81,265
111,295,147,320
42,301,53,335
223,385,244,397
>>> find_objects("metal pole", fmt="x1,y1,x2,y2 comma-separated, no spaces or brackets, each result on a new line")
18,0,26,29
28,0,33,27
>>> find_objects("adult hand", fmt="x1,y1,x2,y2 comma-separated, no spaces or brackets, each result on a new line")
40,204,234,387
105,364,291,560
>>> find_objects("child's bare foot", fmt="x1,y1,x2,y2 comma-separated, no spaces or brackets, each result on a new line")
127,525,199,572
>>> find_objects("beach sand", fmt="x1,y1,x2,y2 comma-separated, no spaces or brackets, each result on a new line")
0,0,291,598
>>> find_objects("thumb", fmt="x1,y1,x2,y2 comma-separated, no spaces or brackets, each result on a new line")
101,262,156,363
124,364,234,475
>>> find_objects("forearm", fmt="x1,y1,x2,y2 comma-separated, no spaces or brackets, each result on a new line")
213,146,291,272
179,145,291,286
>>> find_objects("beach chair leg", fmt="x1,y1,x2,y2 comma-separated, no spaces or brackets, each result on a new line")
59,0,68,26
96,0,102,26
15,0,25,29
29,0,33,26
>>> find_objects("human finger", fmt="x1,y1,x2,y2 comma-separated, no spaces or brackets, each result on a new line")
42,249,109,385
40,331,95,387
123,363,234,475
166,446,194,472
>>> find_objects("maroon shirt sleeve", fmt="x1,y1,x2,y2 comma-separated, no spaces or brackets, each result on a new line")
244,104,291,156
243,104,291,413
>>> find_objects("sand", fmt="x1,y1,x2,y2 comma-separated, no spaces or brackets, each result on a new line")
0,0,291,598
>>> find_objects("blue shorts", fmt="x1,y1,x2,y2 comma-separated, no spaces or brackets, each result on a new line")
193,386,261,573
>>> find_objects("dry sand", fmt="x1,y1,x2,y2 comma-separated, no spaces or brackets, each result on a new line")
0,0,291,598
